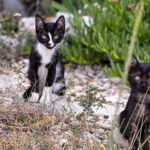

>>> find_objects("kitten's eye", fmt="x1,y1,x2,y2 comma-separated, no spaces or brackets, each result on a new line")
54,35,58,40
135,76,140,80
42,35,47,40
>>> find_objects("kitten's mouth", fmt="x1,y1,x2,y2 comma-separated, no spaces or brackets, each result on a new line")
47,44,55,49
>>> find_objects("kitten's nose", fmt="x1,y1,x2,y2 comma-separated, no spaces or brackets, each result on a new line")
48,43,53,48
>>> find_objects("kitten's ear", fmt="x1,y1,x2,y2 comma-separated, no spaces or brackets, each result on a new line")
35,15,44,30
130,55,139,68
56,15,65,32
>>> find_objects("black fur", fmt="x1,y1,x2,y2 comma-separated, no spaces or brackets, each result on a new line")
23,15,66,102
119,55,150,150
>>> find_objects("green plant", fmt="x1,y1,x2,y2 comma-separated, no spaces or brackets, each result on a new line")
76,85,105,114
44,0,105,16
0,14,18,35
59,0,150,77
16,32,34,55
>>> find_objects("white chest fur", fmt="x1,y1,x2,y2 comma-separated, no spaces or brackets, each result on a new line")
37,42,55,65
36,42,55,91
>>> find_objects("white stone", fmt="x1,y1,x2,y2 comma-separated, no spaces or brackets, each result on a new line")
113,127,129,148
19,17,35,33
0,74,20,89
0,35,19,47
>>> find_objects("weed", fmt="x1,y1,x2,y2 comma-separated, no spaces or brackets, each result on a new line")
76,85,105,114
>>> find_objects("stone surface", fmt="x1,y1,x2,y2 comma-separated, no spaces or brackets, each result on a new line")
0,35,19,47
0,74,20,89
19,17,35,33
0,61,130,149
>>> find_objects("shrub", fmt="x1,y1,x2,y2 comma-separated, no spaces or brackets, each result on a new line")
59,0,150,77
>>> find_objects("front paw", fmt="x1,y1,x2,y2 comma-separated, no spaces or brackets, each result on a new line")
28,92,40,103
40,87,52,104
52,82,66,95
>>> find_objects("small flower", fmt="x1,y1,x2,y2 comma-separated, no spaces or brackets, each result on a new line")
93,2,101,10
93,2,99,7
13,13,22,17
102,7,108,12
84,4,88,9
78,9,82,14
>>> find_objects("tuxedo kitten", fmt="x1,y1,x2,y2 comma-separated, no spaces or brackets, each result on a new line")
119,55,150,150
23,15,66,102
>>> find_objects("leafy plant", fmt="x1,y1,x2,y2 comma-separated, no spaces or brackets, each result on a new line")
0,14,19,35
76,85,105,114
16,32,34,55
59,0,150,77
44,0,105,16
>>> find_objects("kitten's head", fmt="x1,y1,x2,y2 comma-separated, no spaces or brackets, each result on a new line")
128,55,150,92
35,15,65,49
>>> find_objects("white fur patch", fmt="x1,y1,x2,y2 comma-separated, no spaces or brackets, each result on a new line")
37,42,56,92
38,65,48,92
40,87,52,104
48,32,54,47
52,82,65,93
29,92,39,102
36,42,55,65
55,62,62,79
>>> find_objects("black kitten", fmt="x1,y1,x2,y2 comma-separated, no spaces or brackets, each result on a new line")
23,15,66,102
119,55,150,150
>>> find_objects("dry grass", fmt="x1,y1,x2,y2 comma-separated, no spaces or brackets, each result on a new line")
0,103,57,150
0,101,107,150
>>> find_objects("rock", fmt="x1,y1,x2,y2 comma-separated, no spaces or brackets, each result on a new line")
0,74,20,89
98,123,111,130
19,17,35,33
20,66,28,74
109,77,121,84
0,35,19,47
3,0,26,16
113,127,129,148
103,115,109,119
60,138,68,147
73,85,83,92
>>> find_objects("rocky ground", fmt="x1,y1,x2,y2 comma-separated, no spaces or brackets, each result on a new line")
0,58,130,149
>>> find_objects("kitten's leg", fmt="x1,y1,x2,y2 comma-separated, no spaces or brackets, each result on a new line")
119,110,139,150
23,69,40,102
52,59,66,95
40,87,52,104
141,124,150,150
23,86,32,99
23,82,40,102
39,65,56,103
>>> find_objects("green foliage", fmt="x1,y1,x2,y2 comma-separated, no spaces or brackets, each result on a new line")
76,85,105,114
44,0,105,15
16,32,34,55
0,15,18,35
60,0,150,77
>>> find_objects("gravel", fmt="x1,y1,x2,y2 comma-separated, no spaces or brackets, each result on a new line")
0,59,130,149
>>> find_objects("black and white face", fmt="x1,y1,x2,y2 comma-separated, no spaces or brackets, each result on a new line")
35,15,65,49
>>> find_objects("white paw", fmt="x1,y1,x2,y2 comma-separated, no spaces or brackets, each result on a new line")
40,87,52,104
52,82,66,94
29,92,39,102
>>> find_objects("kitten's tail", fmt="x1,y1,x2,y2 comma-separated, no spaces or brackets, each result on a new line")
23,87,32,99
